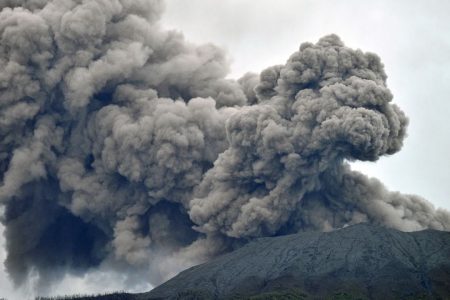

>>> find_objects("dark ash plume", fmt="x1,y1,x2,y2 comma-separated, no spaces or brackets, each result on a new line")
0,0,449,293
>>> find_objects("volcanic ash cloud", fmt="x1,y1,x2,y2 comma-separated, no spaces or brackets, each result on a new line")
0,0,449,291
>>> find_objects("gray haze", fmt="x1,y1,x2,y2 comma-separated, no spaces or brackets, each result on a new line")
0,0,449,299
163,0,450,213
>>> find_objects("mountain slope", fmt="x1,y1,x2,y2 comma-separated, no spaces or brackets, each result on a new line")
141,223,450,299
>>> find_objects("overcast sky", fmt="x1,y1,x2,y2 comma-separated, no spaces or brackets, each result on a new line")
162,0,450,212
1,1,450,299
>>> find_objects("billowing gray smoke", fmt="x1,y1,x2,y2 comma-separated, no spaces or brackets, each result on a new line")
0,0,449,292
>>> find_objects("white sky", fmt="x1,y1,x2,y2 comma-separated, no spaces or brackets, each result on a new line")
162,0,450,211
1,1,450,299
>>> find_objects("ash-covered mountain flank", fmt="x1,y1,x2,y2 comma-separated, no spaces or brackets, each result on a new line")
144,223,450,299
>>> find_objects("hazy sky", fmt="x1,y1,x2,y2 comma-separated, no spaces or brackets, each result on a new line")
1,1,449,299
162,0,450,211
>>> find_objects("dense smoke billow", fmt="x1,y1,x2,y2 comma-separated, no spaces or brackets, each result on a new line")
0,0,449,293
